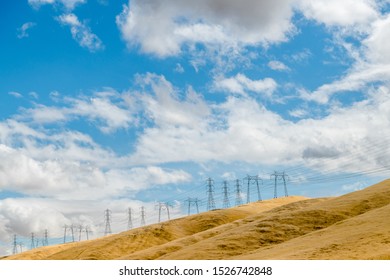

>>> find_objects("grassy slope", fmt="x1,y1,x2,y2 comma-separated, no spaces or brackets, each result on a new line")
4,179,390,260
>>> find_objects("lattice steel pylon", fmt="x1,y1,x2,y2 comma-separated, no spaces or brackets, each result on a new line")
186,198,200,215
127,207,133,230
244,175,263,203
12,234,18,255
104,209,112,236
156,202,171,223
140,206,146,226
206,177,216,211
63,225,68,244
85,225,91,240
43,229,49,246
235,179,243,206
78,225,83,241
30,232,35,250
271,171,289,198
222,181,230,208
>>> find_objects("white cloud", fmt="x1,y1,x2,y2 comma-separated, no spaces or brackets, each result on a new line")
363,14,390,64
214,74,277,97
116,0,295,57
268,60,290,71
19,91,134,133
138,73,210,129
28,0,86,10
297,0,378,27
129,75,390,175
0,143,191,200
21,104,68,124
300,14,390,104
289,109,308,118
0,120,46,146
17,22,36,39
8,91,23,98
58,13,104,52
69,96,133,133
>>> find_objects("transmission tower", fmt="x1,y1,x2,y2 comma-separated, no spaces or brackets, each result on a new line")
140,206,146,226
70,224,75,242
235,179,243,206
43,229,49,246
271,171,289,198
222,181,230,208
29,233,35,250
244,175,262,203
104,209,112,236
63,225,68,243
84,225,91,240
206,177,216,211
12,234,18,254
78,225,83,241
156,202,171,223
185,198,200,215
127,207,133,230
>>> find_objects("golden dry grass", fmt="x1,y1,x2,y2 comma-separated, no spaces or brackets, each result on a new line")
4,179,390,260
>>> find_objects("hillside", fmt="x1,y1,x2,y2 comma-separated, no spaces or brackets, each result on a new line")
4,179,390,260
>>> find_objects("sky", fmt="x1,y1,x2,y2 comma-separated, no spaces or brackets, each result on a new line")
1,0,390,256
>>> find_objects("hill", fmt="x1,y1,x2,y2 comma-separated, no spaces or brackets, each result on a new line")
4,179,390,260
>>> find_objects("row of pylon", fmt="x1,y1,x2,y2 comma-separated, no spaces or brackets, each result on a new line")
205,172,289,211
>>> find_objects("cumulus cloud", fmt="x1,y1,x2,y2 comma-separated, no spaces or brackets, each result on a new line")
0,143,191,200
363,14,390,64
58,13,104,52
297,0,378,27
116,0,295,57
214,74,277,97
138,73,210,129
17,22,36,39
69,96,133,133
129,75,390,175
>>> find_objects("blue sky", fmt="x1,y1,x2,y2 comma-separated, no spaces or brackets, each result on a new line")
1,0,390,255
